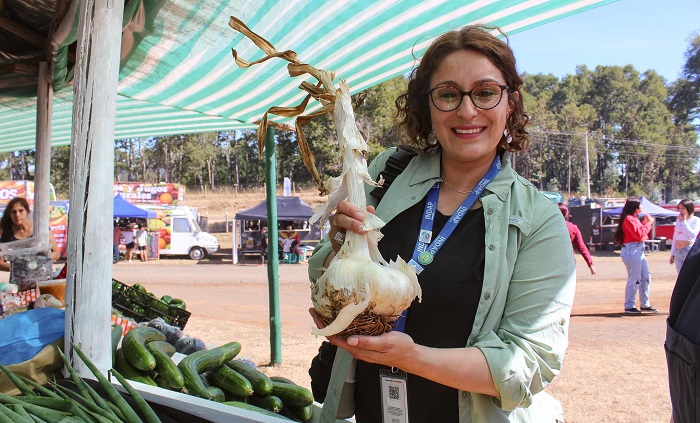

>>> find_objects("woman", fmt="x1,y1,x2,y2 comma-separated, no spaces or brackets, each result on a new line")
558,202,596,274
135,224,148,262
0,197,61,271
308,25,575,422
612,198,657,314
669,199,700,274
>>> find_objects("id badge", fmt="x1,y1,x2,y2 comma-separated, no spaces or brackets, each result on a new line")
380,369,409,423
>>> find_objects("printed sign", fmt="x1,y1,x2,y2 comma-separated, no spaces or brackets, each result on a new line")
114,183,185,205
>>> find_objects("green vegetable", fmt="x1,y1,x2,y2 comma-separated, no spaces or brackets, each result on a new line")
111,325,123,367
226,360,272,396
0,402,30,423
0,362,36,396
114,349,157,387
282,405,314,422
178,342,241,401
222,401,292,420
146,341,183,389
247,395,283,413
122,326,166,372
110,369,162,423
269,376,297,385
70,342,145,423
57,349,118,421
206,365,253,398
270,381,314,407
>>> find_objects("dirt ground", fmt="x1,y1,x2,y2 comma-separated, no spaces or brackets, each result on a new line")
112,247,678,423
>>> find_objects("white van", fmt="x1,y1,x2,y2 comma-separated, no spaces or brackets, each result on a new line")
143,205,219,260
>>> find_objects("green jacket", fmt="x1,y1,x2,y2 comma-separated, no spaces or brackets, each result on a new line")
309,148,576,422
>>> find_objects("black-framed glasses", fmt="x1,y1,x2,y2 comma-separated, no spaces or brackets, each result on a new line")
427,83,509,112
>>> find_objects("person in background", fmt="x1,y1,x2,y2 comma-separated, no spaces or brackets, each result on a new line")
308,24,575,422
666,236,700,423
669,199,700,274
121,223,135,263
135,224,148,262
260,226,268,265
612,198,657,314
558,203,596,274
0,197,60,271
113,221,123,263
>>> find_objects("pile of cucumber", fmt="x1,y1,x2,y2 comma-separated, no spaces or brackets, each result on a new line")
114,326,314,422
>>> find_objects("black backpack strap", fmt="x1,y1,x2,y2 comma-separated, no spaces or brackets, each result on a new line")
369,146,418,202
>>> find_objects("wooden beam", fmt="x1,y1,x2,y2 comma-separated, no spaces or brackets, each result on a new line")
0,15,47,49
65,0,124,377
34,62,52,242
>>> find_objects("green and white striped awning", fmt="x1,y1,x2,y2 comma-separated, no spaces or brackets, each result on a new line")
0,0,617,153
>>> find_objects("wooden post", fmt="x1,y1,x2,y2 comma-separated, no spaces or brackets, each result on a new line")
265,127,281,365
34,62,52,242
65,0,124,377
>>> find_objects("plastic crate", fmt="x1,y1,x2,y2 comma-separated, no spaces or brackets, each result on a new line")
111,279,191,329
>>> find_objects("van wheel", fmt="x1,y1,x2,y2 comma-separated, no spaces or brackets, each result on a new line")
188,247,205,260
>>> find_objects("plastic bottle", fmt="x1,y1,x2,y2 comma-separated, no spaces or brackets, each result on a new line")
0,283,19,294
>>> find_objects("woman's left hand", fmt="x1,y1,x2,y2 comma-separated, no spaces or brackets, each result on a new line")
341,332,416,368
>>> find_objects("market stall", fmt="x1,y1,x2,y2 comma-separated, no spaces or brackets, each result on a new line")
0,1,620,421
234,196,323,263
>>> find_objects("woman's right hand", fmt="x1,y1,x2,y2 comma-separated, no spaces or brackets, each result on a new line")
670,255,675,264
328,200,375,253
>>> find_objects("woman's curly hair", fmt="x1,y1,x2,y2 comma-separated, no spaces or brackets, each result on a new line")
396,25,529,153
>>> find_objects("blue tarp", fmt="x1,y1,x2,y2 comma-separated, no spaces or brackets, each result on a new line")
602,196,678,218
0,307,64,365
113,194,156,219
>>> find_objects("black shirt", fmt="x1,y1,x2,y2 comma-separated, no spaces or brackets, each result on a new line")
354,198,485,423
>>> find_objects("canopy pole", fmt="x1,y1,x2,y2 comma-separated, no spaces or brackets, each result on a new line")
34,61,52,242
65,0,124,377
264,127,281,365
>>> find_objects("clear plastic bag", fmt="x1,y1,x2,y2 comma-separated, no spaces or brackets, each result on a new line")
0,237,53,292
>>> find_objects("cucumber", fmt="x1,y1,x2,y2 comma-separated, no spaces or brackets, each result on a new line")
227,359,272,396
206,365,254,398
269,376,297,385
248,395,284,413
122,326,166,372
114,348,157,387
111,324,123,367
271,381,314,407
147,341,184,389
222,401,292,420
178,342,241,401
284,405,313,422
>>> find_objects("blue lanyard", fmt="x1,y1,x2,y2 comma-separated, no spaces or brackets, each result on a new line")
408,154,501,275
394,154,501,333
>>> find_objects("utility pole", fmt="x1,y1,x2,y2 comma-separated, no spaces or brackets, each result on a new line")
585,132,591,199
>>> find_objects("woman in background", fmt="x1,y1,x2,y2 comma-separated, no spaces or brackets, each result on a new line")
613,198,656,314
0,197,60,271
558,203,596,274
669,199,700,274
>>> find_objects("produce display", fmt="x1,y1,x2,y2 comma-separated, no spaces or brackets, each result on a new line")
112,280,191,330
113,325,314,421
0,342,162,422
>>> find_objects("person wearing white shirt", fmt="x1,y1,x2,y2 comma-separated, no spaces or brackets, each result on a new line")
669,199,700,274
121,224,136,263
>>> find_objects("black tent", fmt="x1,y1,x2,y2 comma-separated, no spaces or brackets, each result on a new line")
234,196,313,221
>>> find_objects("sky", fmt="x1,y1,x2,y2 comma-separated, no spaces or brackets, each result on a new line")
508,0,700,82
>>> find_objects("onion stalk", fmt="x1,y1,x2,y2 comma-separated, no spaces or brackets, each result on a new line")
229,17,421,339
